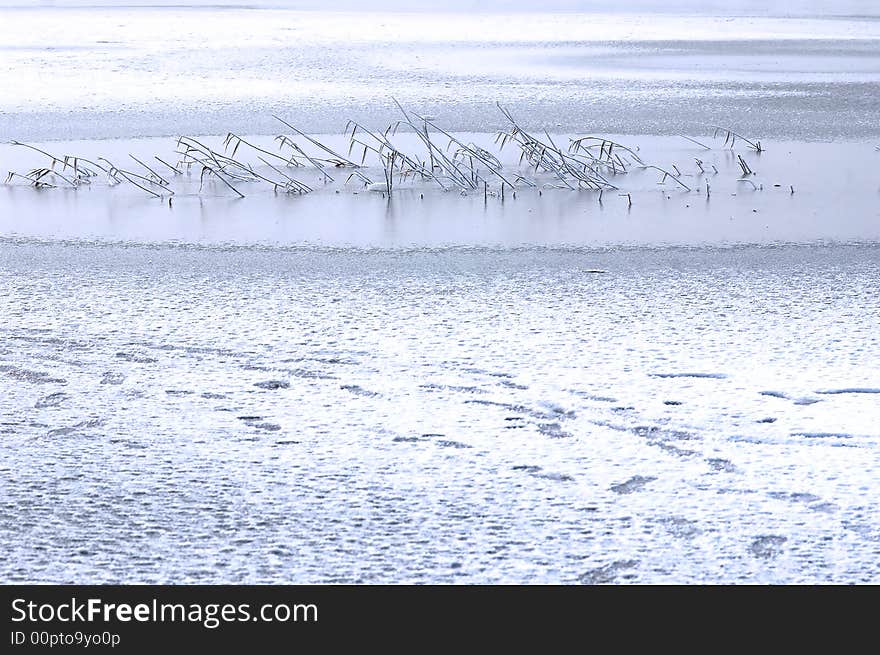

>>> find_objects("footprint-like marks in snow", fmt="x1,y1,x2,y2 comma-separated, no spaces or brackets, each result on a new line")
254,380,290,390
791,431,854,440
35,392,67,408
760,390,821,406
115,352,158,364
420,383,485,394
537,422,572,439
655,516,701,539
706,458,739,473
610,475,657,495
569,390,617,403
237,415,281,431
340,384,380,398
0,365,66,385
749,535,787,559
435,440,472,449
512,465,573,482
46,418,104,437
651,372,727,379
579,560,639,584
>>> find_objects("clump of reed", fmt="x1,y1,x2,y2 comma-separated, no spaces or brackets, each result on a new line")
4,102,777,203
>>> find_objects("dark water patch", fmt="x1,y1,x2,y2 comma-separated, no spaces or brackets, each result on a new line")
35,392,67,408
0,365,66,385
115,352,158,364
579,560,639,584
340,384,379,398
201,392,227,399
254,380,290,390
512,465,542,473
237,415,265,421
392,436,426,443
706,458,738,473
100,372,125,385
760,390,788,399
610,475,656,495
664,400,683,406
165,389,194,396
816,388,880,395
274,440,300,446
651,372,728,379
749,535,787,559
756,417,777,423
610,406,635,413
498,380,528,390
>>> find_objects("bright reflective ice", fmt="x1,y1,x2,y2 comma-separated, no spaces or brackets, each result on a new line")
2,7,880,140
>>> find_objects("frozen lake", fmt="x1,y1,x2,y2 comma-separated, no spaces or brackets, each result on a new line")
1,3,879,584
2,6,880,140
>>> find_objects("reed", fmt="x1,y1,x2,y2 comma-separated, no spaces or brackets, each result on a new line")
710,126,763,153
4,103,792,204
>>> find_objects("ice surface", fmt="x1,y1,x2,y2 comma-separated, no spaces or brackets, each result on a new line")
2,8,880,140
